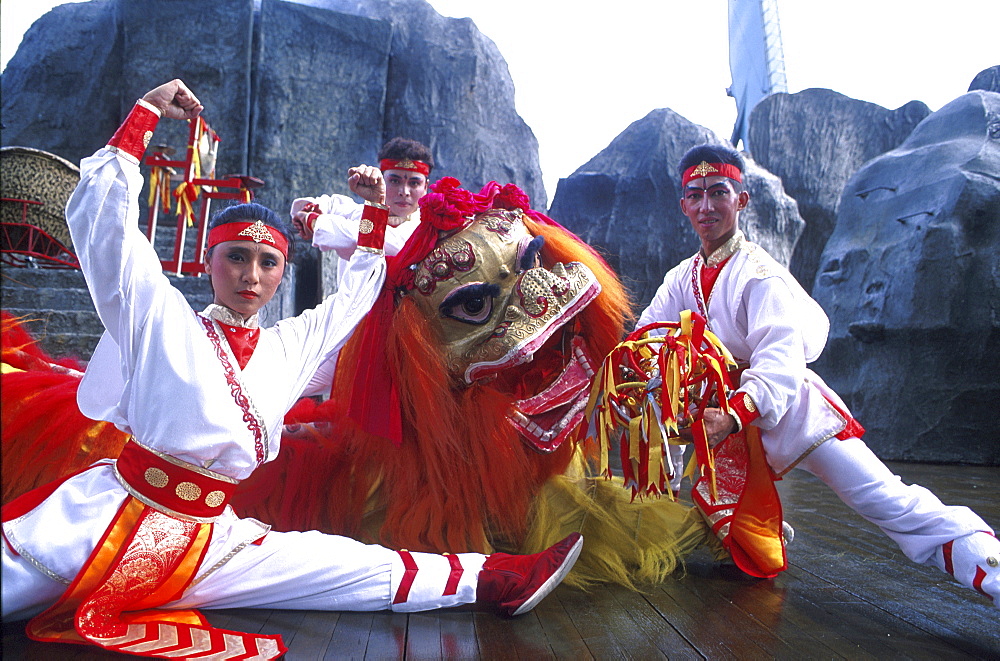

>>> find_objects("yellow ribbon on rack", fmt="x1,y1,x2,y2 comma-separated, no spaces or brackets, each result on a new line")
147,167,173,214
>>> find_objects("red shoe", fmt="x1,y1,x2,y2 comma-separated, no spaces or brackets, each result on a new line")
476,533,583,617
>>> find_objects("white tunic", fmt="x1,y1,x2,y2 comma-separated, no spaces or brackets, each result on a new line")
636,233,851,475
2,147,386,588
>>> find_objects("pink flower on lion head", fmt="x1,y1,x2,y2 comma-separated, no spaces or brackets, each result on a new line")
492,183,531,211
419,176,492,231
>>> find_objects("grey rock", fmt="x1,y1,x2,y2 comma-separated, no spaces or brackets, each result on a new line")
250,0,390,213
250,0,392,303
969,65,1000,93
812,91,1000,465
748,89,930,292
120,0,255,183
0,0,121,165
1,0,544,322
548,108,803,314
295,0,546,207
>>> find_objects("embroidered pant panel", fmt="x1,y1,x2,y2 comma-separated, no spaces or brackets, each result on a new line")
796,437,991,564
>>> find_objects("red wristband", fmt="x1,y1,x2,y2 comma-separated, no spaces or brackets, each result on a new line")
728,391,760,429
106,100,160,164
358,201,388,252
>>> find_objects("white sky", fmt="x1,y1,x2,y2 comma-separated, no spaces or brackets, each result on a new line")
3,1,997,200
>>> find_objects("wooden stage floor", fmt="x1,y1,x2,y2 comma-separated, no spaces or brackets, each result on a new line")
4,461,998,659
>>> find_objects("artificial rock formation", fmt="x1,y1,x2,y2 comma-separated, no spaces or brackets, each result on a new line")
548,108,803,313
297,0,546,206
969,65,1000,94
0,0,544,211
747,89,930,292
812,91,1000,464
1,0,544,320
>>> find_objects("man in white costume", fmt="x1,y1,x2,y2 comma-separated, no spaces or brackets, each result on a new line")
0,80,582,659
289,136,433,287
637,143,998,607
289,138,433,396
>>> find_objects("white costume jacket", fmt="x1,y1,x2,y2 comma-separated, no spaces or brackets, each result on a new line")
2,138,386,591
637,232,853,475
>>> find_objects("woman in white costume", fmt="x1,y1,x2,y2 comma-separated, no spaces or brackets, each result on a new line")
0,80,581,660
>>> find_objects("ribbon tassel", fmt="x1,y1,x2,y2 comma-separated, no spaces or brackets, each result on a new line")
583,311,735,500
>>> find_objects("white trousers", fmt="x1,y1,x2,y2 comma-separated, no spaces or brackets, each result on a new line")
795,437,991,565
3,528,485,622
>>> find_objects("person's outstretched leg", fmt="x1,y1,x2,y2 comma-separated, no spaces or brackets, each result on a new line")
796,437,996,607
171,529,582,616
932,531,999,608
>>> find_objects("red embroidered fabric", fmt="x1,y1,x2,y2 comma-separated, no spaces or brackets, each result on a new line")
106,102,159,162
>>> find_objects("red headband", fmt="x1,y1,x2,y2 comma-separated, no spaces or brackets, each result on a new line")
207,220,289,257
682,161,743,187
380,158,431,177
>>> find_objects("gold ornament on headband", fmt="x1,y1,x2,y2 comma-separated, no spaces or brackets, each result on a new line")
237,220,276,244
690,161,719,178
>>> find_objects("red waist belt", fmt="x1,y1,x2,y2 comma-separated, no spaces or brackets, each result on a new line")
114,440,238,521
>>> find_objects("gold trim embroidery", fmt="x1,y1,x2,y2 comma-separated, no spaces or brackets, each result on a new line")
690,161,718,178
705,230,746,267
145,467,169,488
774,391,849,477
114,466,221,524
205,491,226,508
704,507,736,525
103,145,141,166
175,482,201,501
2,529,72,584
187,520,271,588
203,304,259,330
237,220,276,244
128,439,239,484
203,318,271,462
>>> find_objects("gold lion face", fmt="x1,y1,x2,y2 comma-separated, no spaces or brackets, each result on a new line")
410,209,601,384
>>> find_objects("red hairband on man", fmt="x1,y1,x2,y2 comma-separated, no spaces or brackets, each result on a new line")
380,158,431,177
207,220,289,258
681,161,743,187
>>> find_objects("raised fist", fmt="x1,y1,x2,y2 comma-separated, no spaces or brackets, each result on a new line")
142,79,203,120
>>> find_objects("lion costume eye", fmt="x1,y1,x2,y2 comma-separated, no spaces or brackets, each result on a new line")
440,283,500,324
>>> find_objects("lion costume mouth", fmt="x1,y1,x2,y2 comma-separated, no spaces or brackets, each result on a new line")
507,335,596,453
